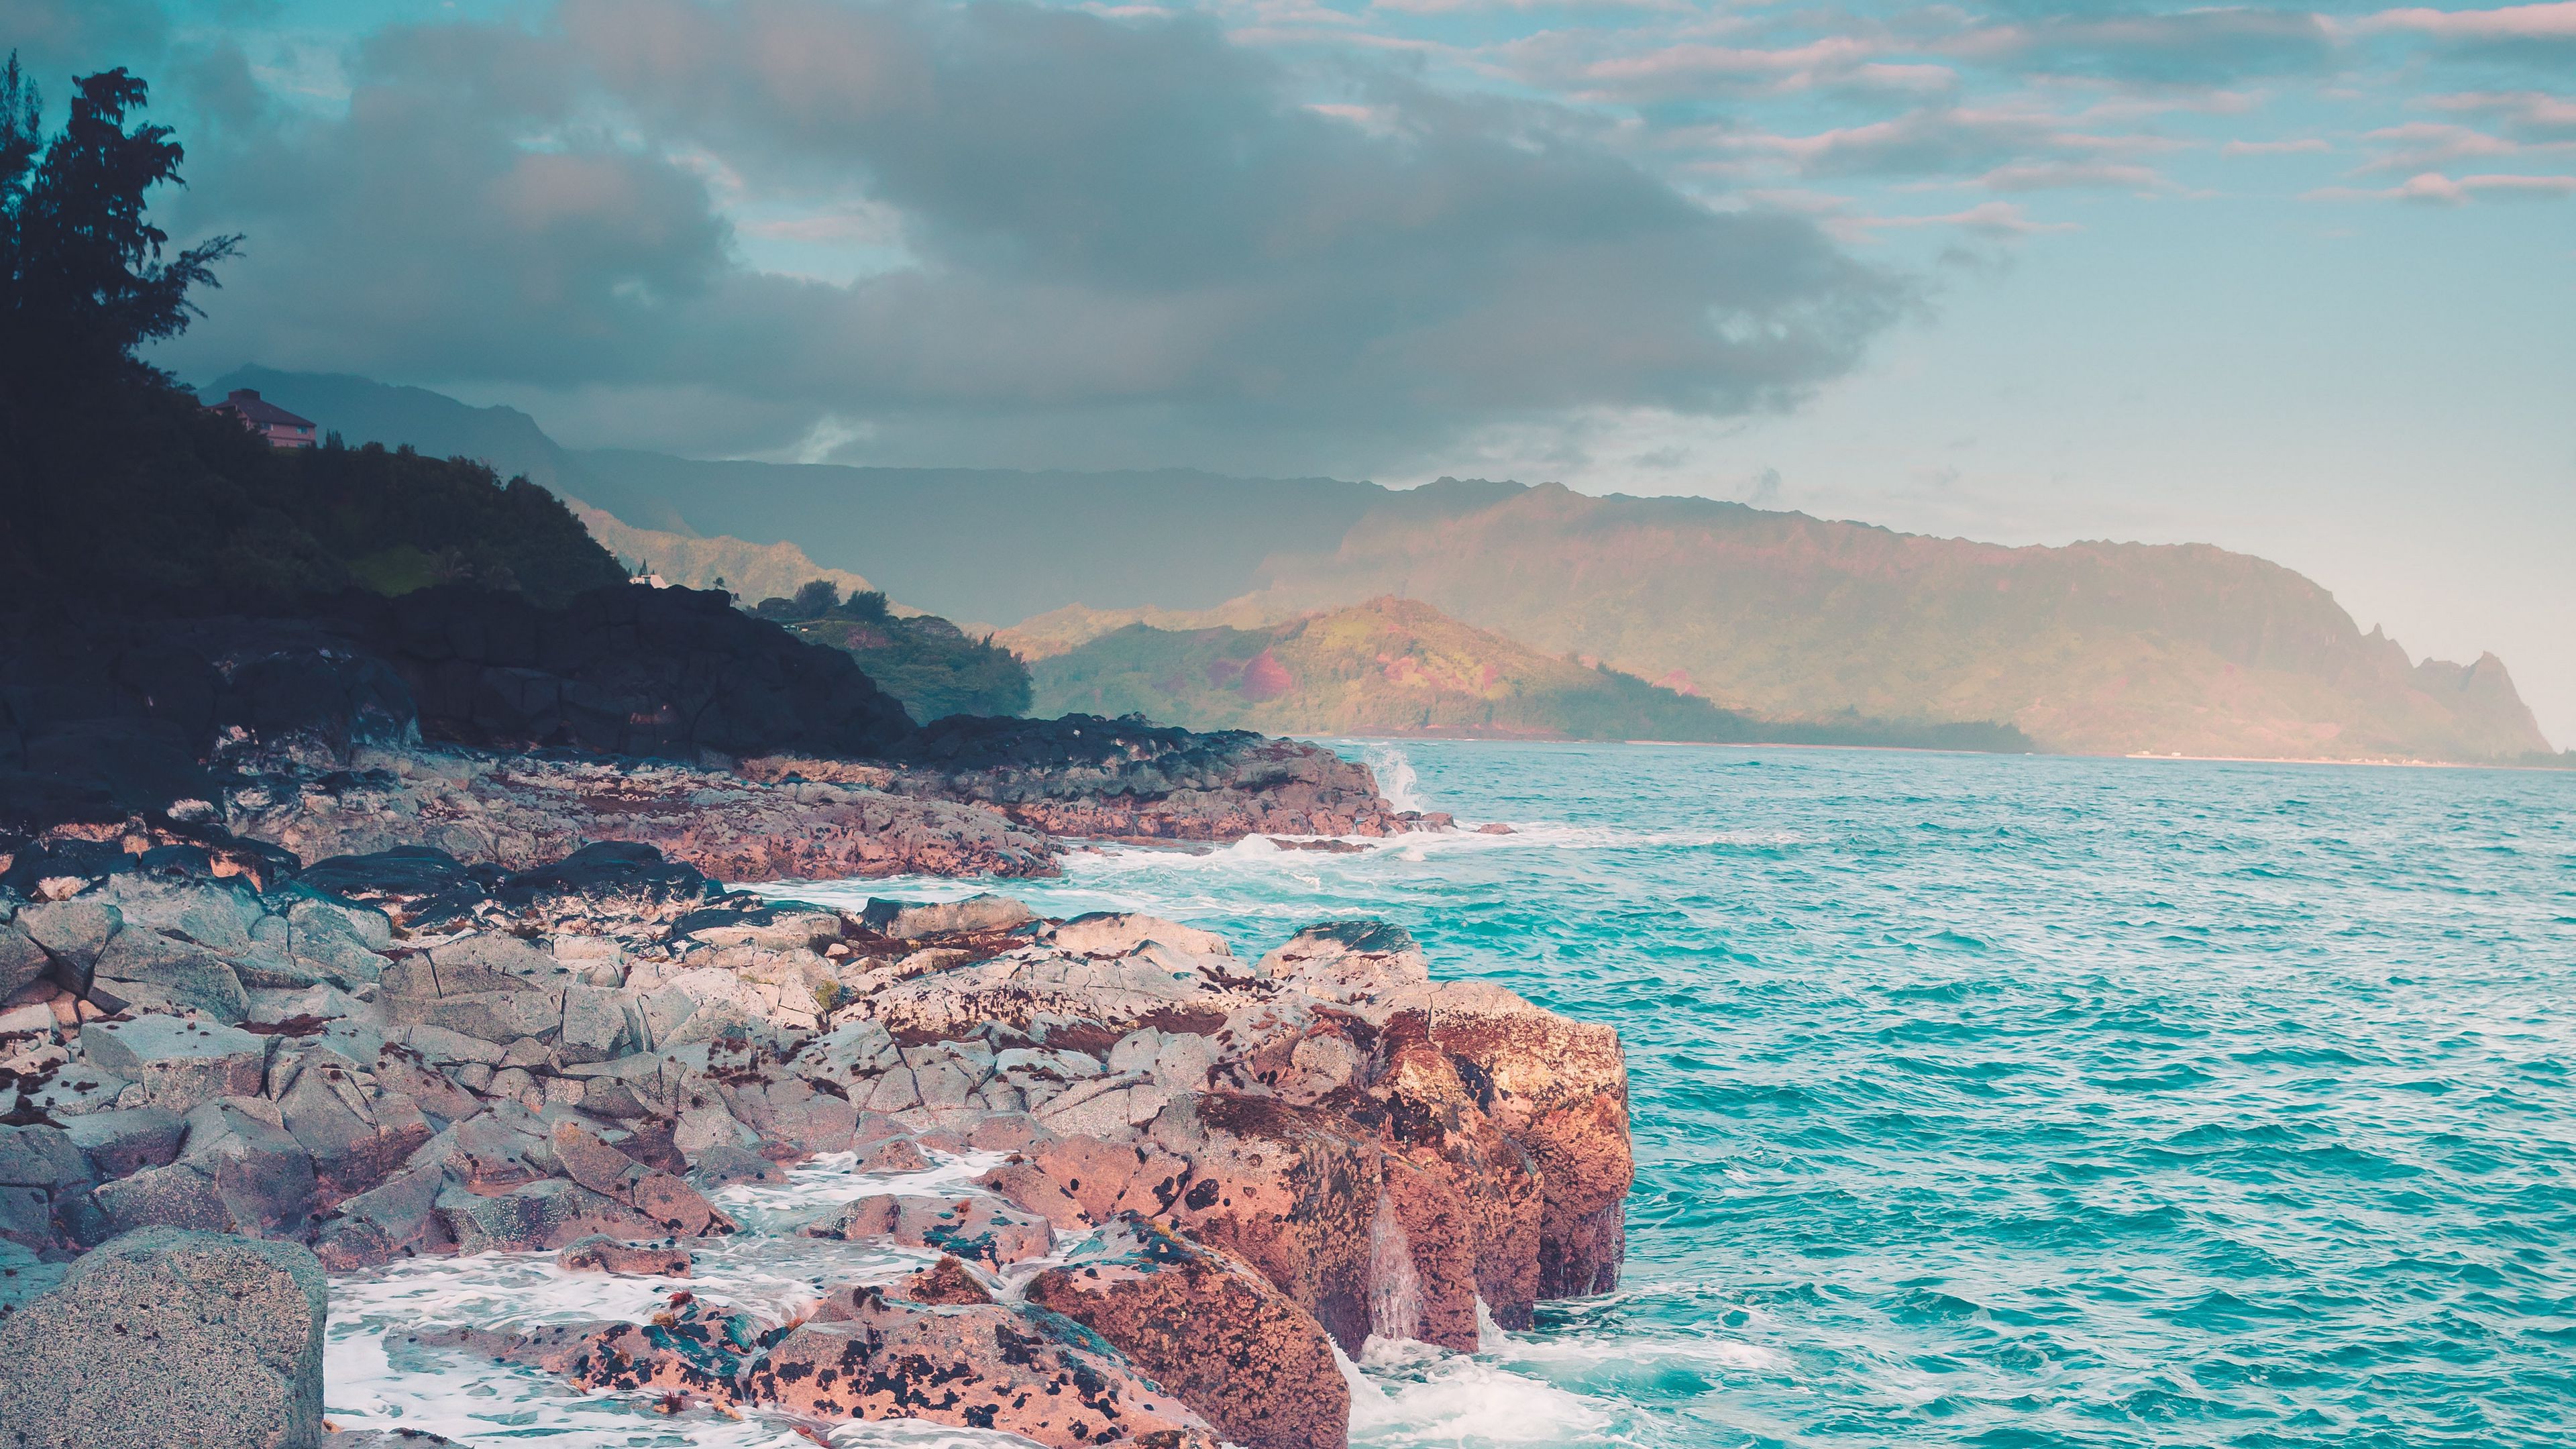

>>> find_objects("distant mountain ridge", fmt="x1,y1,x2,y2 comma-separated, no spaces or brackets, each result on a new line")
1033,597,2036,751
1220,483,2551,763
208,367,2556,763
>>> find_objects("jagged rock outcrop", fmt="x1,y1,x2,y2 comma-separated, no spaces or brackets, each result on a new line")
883,714,1426,841
1027,1214,1349,1449
0,847,1629,1449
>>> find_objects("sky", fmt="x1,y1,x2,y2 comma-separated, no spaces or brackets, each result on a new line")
8,0,2572,743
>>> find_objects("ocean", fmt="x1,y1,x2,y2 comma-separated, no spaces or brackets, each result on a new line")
327,741,2576,1448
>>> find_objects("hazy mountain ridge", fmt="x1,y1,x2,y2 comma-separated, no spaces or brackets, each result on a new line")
205,368,2555,763
1220,484,2549,761
1033,597,2035,751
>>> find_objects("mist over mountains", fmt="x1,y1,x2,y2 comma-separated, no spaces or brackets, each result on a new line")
206,368,2555,764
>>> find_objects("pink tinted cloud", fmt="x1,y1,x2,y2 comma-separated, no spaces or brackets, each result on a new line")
2308,170,2576,201
2424,90,2576,134
2223,137,2331,154
2361,1,2576,38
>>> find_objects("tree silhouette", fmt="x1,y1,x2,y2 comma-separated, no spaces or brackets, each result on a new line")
1,56,239,397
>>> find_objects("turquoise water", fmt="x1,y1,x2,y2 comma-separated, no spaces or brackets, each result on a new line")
804,741,2576,1449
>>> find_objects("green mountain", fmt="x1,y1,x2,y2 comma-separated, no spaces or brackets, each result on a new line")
1032,598,2032,750
753,584,1032,722
201,368,871,602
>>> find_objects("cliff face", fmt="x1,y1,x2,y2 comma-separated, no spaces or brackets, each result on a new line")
1223,485,2549,761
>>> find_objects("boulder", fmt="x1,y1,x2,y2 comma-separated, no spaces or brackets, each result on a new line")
13,898,121,995
555,1234,691,1277
1256,920,1429,1003
745,1289,1219,1448
78,1014,270,1113
0,1123,91,1248
275,1057,434,1200
86,926,252,1022
1391,979,1631,1298
684,1142,782,1190
0,921,48,999
179,1098,321,1238
894,1253,993,1305
0,1226,328,1449
89,1161,231,1236
1027,1215,1350,1449
308,1163,452,1270
435,1179,664,1252
60,1107,186,1178
802,1192,1055,1267
864,892,1036,941
495,841,712,916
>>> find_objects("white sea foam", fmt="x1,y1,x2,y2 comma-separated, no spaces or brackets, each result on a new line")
1342,1338,1614,1448
323,1146,1040,1448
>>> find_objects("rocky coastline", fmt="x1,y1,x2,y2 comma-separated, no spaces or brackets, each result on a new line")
0,841,1630,1448
0,580,1611,1449
3,582,1437,885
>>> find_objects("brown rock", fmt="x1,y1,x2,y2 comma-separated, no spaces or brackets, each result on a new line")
555,1234,692,1277
801,1193,1053,1267
893,1254,992,1306
744,1289,1219,1449
1395,980,1631,1297
975,1159,1090,1230
1026,1215,1350,1449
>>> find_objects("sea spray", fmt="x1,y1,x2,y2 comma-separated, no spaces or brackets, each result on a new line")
1366,1189,1426,1345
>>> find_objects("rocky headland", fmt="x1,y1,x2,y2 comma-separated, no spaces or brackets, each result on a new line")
0,577,1587,1449
2,582,1432,889
0,839,1630,1448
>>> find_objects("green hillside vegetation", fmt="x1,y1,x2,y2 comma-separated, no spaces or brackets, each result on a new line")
571,499,875,604
0,62,621,612
755,582,1031,722
1034,597,2033,750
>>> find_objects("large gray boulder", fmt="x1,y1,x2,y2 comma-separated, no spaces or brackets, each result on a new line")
78,1014,270,1113
87,927,252,1022
0,1226,329,1449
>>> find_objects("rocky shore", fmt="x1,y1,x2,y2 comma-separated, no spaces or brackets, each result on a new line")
3,583,1434,886
0,838,1629,1448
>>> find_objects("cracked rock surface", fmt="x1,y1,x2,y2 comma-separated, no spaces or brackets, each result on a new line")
0,843,1628,1449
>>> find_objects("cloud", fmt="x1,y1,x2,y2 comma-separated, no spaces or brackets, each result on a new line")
1976,159,2167,189
2355,120,2553,171
1947,8,2341,84
1726,106,2172,186
1860,200,2081,236
2223,136,2332,154
2424,89,2576,136
2307,169,2576,201
2361,1,2576,40
1522,34,1955,102
148,0,1905,475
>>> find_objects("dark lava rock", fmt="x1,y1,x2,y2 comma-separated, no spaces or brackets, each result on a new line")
496,841,712,914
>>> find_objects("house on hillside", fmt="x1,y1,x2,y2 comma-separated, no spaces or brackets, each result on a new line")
209,388,317,448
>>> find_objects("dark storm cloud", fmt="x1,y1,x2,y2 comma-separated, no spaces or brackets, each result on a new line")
144,0,1907,472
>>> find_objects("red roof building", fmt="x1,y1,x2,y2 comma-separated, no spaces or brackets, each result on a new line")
210,388,317,448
